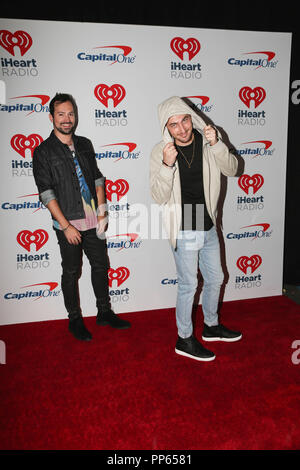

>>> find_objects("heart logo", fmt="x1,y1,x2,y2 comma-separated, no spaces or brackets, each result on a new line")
10,134,43,158
105,179,129,202
0,30,33,56
239,86,266,108
238,174,264,195
94,83,126,108
236,255,262,274
108,267,130,287
170,37,201,60
17,229,49,252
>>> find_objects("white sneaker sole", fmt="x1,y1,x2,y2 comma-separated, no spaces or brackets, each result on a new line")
175,348,216,361
202,334,242,342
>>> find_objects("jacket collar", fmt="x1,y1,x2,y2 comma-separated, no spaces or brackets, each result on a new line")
49,129,79,146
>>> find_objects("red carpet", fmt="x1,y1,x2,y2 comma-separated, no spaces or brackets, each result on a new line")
1,295,300,451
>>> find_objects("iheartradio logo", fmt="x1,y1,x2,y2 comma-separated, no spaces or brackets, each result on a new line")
170,37,201,60
239,86,266,108
94,83,126,108
0,30,32,56
105,179,129,202
238,174,264,195
108,266,130,287
236,255,262,274
17,229,48,252
11,133,43,158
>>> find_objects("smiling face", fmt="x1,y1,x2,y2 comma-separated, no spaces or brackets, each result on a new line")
49,100,76,138
166,114,193,146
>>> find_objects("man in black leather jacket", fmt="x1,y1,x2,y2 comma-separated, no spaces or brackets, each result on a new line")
33,93,130,341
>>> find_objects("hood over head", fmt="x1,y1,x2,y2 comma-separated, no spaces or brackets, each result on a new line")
158,96,208,144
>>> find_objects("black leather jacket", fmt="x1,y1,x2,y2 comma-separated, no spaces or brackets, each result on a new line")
33,131,104,221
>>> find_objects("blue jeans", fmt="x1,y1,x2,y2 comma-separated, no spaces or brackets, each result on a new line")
172,226,224,338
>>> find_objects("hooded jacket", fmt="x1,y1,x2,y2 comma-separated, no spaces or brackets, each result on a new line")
150,96,238,248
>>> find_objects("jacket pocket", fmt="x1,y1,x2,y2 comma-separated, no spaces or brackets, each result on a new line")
51,159,69,183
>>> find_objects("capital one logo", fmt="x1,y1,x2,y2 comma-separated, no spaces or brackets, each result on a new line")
11,133,43,158
102,142,137,152
107,233,140,251
170,37,201,60
105,179,129,201
244,51,276,68
108,266,130,287
237,255,262,274
0,30,32,56
94,45,132,56
238,174,264,194
186,95,212,112
239,140,273,158
4,282,59,301
96,142,139,163
19,282,58,301
6,94,50,116
17,229,48,252
94,83,126,107
242,223,271,239
187,95,209,106
239,86,266,108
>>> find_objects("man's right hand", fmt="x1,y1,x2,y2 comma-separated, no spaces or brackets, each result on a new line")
163,142,178,167
64,224,82,245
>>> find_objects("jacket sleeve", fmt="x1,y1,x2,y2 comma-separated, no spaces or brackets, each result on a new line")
150,143,176,205
86,138,105,187
209,139,238,177
32,145,57,206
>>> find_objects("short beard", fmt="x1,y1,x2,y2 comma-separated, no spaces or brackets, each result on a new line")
55,125,75,135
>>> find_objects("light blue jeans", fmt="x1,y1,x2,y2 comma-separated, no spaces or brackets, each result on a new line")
172,226,224,338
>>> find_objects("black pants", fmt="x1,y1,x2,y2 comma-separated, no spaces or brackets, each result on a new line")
55,228,110,319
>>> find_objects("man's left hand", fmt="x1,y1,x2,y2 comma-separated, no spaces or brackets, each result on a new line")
96,214,108,239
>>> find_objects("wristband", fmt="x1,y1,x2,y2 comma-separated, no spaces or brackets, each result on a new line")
62,223,70,232
162,160,175,168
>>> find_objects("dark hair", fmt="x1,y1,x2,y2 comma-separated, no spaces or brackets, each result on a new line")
49,93,78,120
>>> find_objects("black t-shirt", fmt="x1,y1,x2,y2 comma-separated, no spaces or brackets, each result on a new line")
176,130,213,231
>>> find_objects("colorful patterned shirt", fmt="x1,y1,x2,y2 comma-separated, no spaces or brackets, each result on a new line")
54,147,98,231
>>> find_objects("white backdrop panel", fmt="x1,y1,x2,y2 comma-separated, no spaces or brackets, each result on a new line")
0,19,291,324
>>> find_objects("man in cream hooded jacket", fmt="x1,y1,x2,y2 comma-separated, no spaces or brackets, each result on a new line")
150,96,242,362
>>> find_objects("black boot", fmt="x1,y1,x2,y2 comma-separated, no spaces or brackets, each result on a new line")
96,308,131,329
68,316,92,341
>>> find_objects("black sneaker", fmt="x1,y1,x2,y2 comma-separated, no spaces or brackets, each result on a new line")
202,323,242,342
96,309,131,329
68,316,92,341
175,335,215,362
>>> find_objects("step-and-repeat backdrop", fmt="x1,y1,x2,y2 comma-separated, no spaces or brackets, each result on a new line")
0,19,292,325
